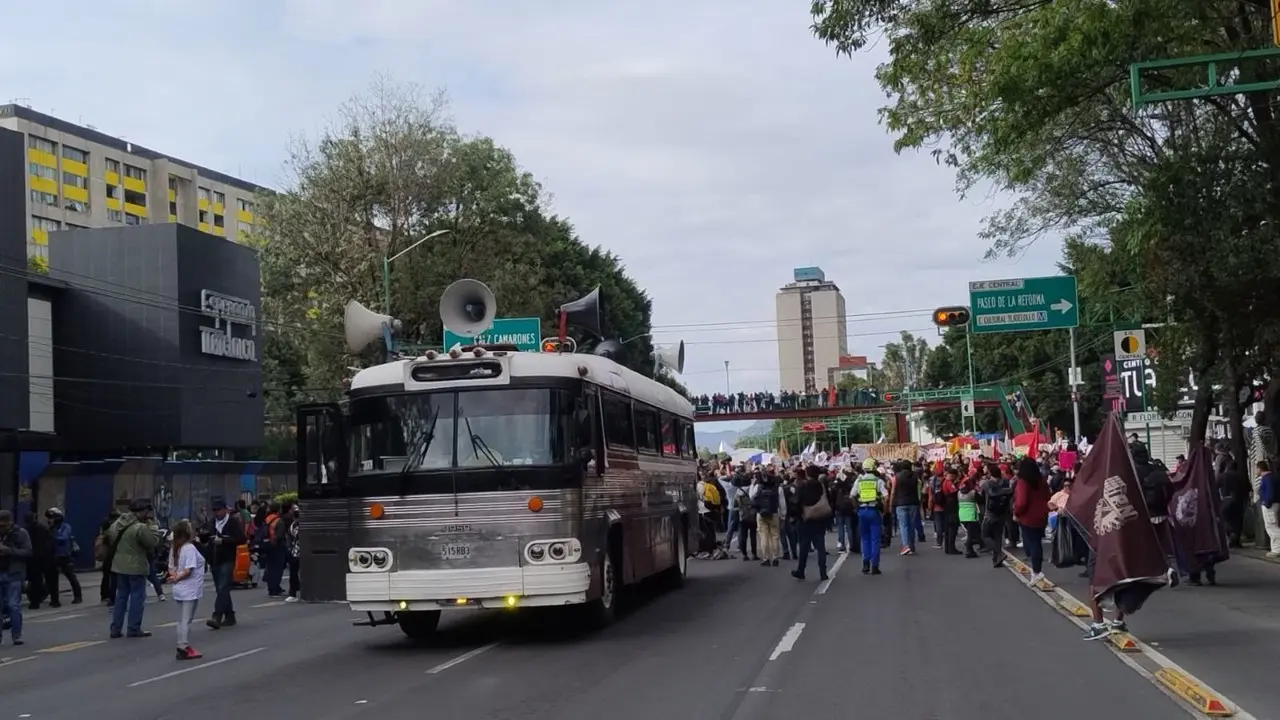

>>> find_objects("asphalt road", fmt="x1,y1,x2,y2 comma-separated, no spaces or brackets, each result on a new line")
0,544,1204,720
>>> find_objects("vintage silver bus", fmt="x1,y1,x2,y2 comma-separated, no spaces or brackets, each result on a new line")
296,348,698,637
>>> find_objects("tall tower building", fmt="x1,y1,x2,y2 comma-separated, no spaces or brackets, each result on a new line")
775,267,848,393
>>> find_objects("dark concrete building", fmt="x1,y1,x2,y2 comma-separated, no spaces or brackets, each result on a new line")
0,109,270,519
50,224,264,449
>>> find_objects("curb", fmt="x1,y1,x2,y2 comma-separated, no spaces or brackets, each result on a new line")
999,549,1247,719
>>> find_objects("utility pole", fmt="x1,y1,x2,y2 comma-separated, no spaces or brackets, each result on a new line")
723,360,730,394
1068,327,1082,442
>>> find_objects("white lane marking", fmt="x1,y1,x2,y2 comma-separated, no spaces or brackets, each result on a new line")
1002,564,1257,720
127,647,267,687
768,622,805,661
815,553,847,595
0,656,38,668
28,612,87,624
252,601,286,608
425,642,499,674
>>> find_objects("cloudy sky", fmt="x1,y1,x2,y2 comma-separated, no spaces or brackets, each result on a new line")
1,0,1061,431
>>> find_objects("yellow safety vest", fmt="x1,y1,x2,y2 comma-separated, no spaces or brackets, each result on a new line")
857,476,880,504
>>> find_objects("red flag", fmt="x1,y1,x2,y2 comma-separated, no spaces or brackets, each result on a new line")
1063,413,1169,614
1169,445,1230,570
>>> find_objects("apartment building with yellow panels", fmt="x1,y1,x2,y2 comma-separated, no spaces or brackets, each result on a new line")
0,104,267,263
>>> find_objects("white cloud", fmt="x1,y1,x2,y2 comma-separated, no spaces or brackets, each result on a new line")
1,0,1062,401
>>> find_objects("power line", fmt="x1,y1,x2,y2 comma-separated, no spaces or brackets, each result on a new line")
8,263,940,341
682,327,938,346
648,308,935,332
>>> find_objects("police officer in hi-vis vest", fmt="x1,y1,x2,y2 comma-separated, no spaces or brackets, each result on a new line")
855,458,888,574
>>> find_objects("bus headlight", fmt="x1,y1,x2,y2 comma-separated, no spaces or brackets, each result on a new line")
524,539,581,564
349,547,393,572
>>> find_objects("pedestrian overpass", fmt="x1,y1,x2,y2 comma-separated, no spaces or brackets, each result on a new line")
693,385,1035,438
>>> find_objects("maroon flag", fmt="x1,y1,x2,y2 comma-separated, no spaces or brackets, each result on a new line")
1063,413,1169,613
1169,445,1230,570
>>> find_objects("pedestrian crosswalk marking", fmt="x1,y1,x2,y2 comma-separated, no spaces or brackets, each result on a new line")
39,641,105,653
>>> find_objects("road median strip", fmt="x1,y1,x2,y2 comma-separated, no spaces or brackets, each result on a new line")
1153,668,1235,717
998,552,1253,719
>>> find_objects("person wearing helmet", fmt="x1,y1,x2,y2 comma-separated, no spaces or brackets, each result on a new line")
44,508,83,606
855,457,888,574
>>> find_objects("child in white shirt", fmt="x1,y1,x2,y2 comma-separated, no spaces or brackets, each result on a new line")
166,520,205,661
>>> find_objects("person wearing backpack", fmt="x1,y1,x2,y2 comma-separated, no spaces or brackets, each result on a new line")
735,474,759,562
695,471,720,556
981,464,1015,568
790,464,833,582
750,468,786,566
263,503,288,597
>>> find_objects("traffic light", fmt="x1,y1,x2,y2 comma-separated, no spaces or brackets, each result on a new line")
932,306,971,328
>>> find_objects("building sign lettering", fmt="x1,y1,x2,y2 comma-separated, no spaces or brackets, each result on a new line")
200,290,257,362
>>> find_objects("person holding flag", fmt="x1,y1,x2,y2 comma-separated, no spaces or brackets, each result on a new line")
1064,414,1172,640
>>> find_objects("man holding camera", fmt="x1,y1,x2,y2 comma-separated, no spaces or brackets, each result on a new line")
204,499,245,629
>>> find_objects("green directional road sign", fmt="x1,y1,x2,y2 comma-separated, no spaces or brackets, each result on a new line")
443,317,542,352
968,275,1079,334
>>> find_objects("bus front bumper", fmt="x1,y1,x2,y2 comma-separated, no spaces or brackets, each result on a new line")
347,563,591,611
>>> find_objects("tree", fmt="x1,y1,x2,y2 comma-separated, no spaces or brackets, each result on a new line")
252,77,660,455
810,0,1280,450
878,331,929,390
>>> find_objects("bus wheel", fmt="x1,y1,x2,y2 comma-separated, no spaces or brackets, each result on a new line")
398,610,441,640
585,552,617,628
666,521,688,587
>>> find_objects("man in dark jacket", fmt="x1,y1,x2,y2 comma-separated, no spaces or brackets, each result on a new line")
23,513,53,609
204,498,246,629
790,466,832,582
0,510,33,645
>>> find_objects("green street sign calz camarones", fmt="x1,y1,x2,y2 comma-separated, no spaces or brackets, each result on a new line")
968,275,1079,334
443,317,543,352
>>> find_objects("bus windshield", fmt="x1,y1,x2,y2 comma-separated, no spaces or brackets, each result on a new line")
347,388,573,475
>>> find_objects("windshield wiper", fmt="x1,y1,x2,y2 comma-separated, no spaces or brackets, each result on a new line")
463,415,502,468
398,405,441,478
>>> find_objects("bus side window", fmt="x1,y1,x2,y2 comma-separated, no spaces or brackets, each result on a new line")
579,389,605,476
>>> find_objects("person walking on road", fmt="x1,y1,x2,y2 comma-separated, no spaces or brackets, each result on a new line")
23,512,53,609
166,519,205,660
45,508,83,606
105,499,161,638
204,498,245,629
0,510,32,646
284,507,303,601
981,465,1014,568
854,458,887,575
1013,457,1051,586
790,465,832,582
750,468,785,567
889,461,921,556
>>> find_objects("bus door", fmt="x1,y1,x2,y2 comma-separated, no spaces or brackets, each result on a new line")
297,403,349,602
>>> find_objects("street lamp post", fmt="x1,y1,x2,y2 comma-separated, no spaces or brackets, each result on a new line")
723,360,730,394
381,229,451,314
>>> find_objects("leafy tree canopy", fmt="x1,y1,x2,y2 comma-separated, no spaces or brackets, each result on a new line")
252,77,658,446
810,0,1280,448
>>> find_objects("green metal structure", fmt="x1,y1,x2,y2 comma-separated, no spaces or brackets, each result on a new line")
1130,48,1280,109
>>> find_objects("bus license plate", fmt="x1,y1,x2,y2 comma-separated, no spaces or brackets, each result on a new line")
439,543,472,560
